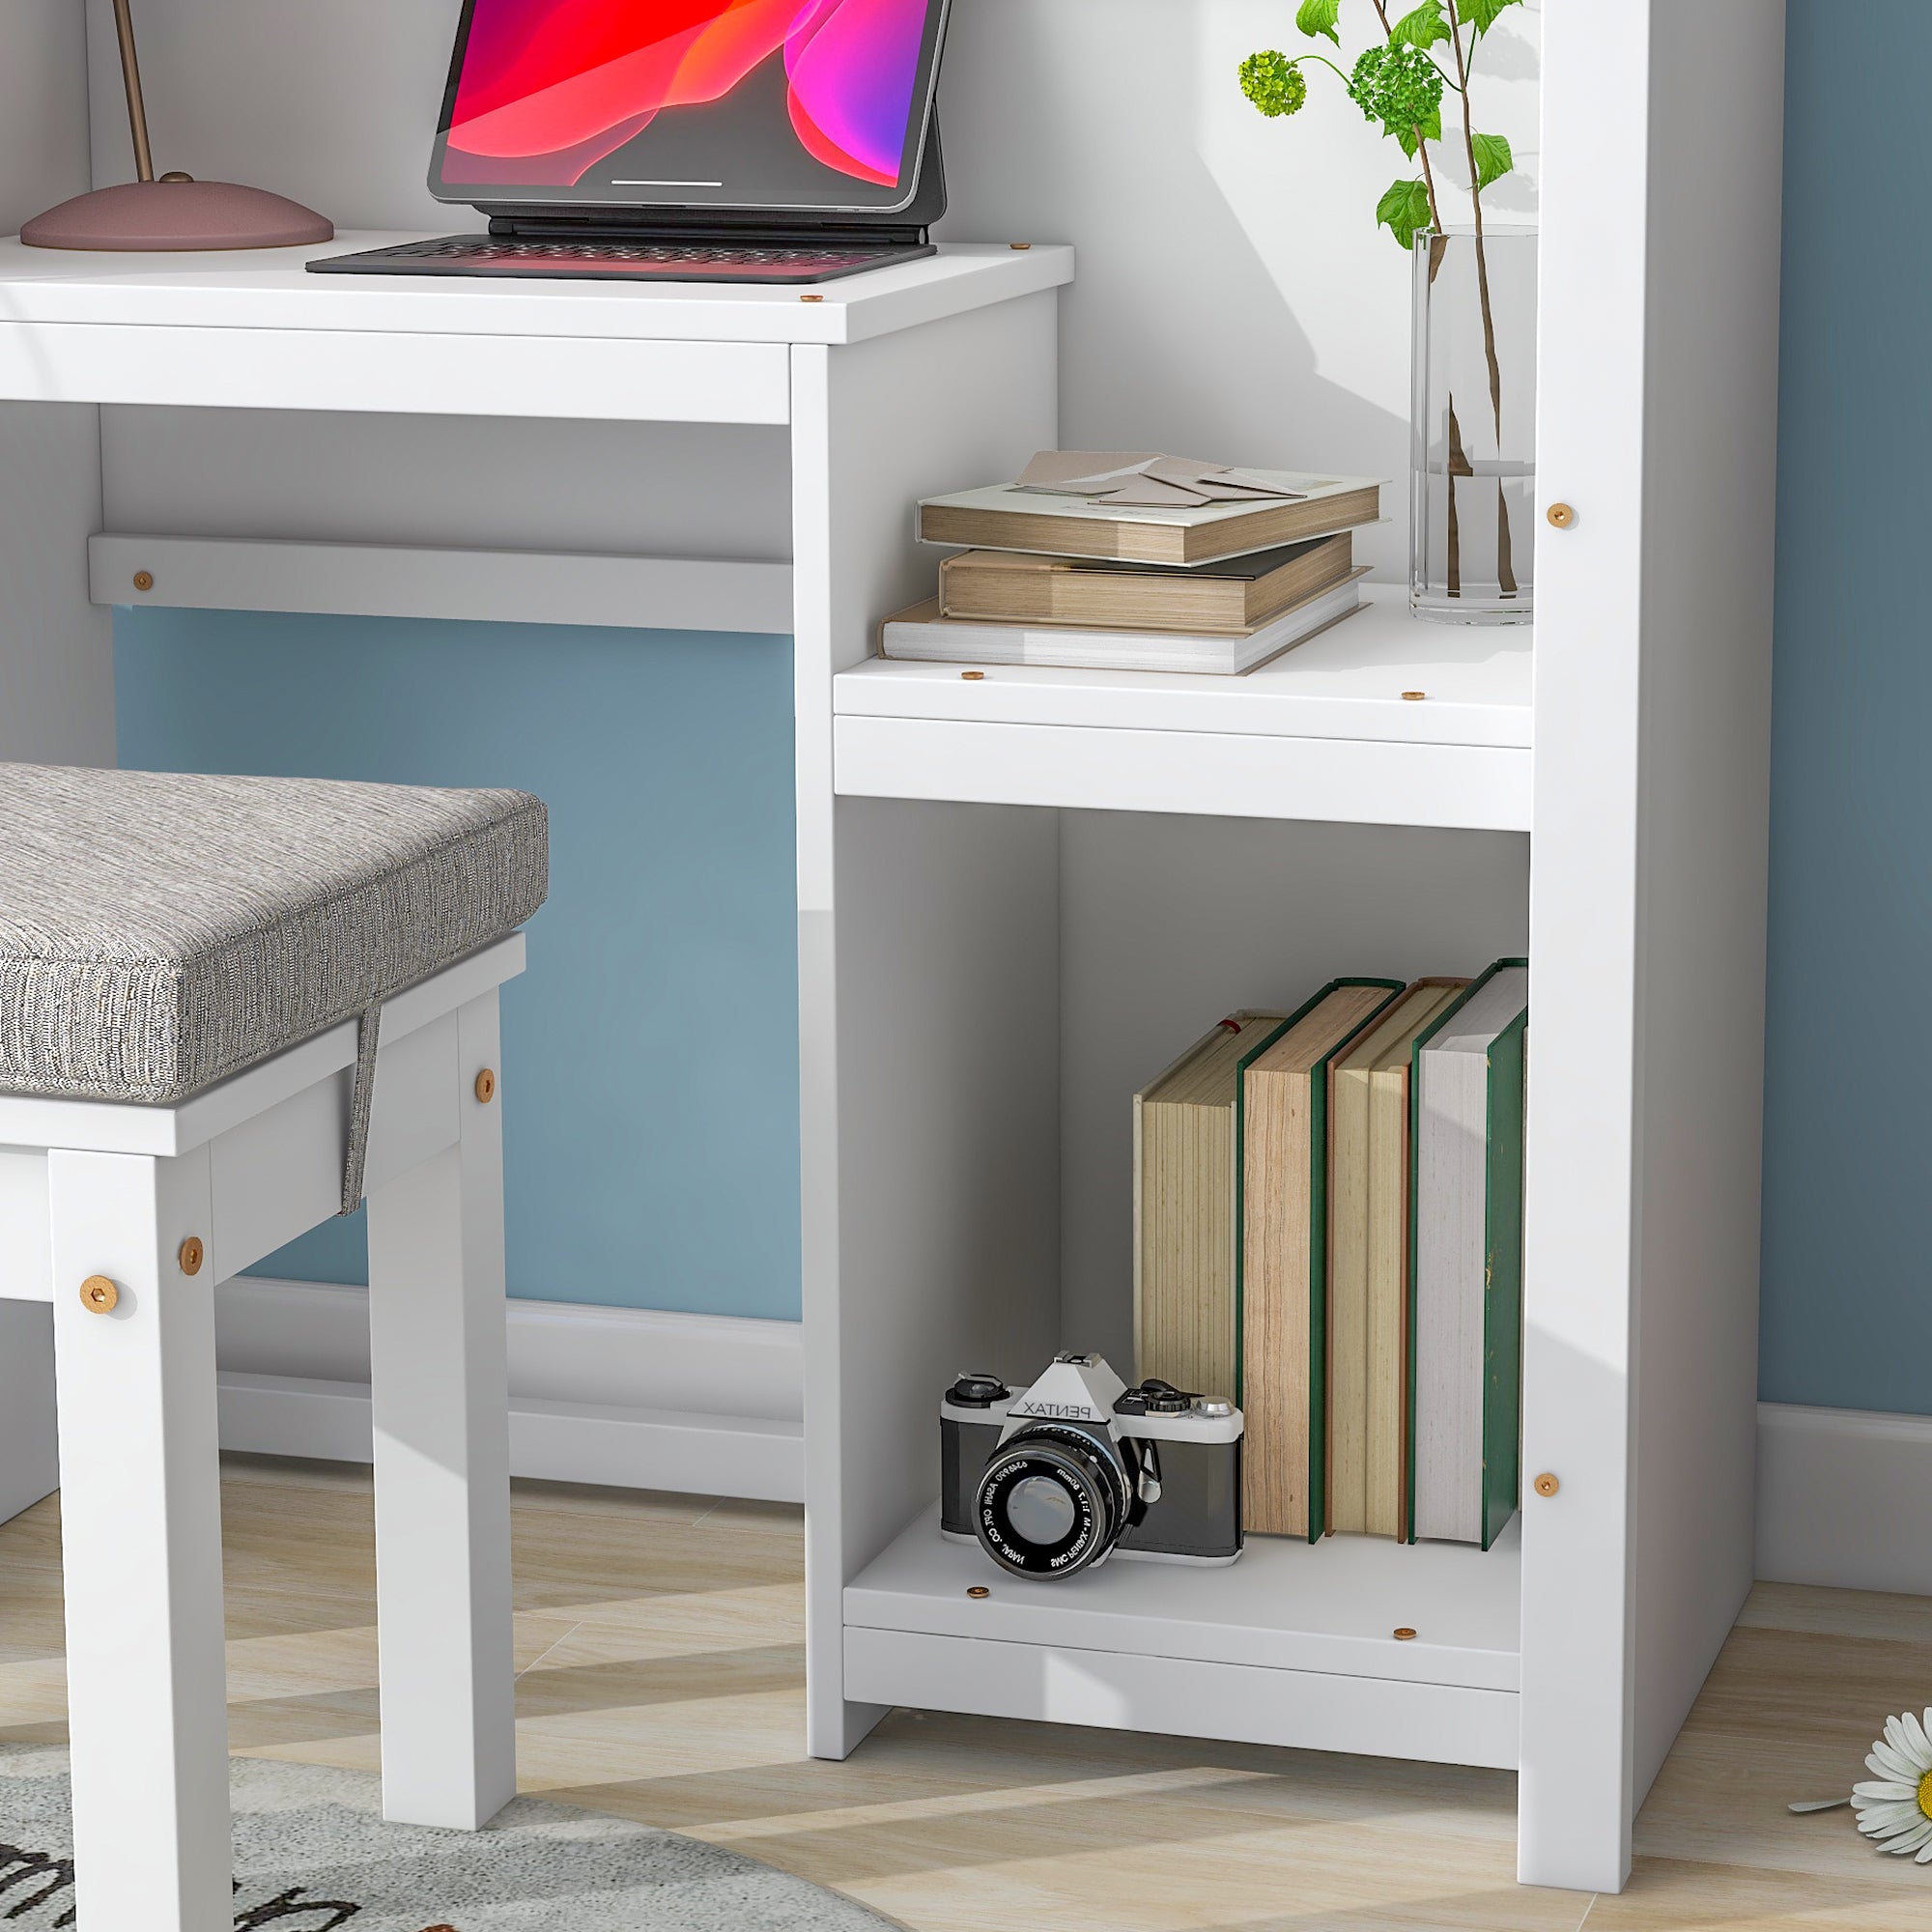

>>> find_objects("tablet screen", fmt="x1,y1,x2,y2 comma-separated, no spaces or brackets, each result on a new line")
432,0,949,215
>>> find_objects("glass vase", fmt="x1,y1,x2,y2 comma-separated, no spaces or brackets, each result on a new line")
1409,226,1537,624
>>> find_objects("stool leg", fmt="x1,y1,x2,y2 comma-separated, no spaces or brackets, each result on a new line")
365,988,516,1830
47,1148,230,1932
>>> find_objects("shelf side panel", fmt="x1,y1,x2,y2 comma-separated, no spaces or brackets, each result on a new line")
1520,0,1654,1894
1625,0,1783,1811
790,296,1061,1758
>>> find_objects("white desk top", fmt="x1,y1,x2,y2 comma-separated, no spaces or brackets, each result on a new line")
0,234,1074,347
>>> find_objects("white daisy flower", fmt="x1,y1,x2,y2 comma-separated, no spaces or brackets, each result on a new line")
1852,1709,1932,1861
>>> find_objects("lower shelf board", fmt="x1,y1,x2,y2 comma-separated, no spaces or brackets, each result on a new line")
842,1625,1520,1769
842,1508,1522,1767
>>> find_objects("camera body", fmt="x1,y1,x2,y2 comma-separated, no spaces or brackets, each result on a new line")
941,1352,1242,1578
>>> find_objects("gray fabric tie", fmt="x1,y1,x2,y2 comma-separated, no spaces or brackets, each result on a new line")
340,1001,382,1216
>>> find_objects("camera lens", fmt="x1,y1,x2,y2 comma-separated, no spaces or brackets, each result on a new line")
1006,1474,1078,1545
974,1427,1130,1578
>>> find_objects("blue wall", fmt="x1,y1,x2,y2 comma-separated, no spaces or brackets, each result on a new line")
1758,0,1932,1412
115,609,802,1321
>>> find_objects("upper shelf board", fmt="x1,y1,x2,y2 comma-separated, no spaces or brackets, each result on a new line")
833,586,1534,831
0,235,1073,348
838,587,1532,749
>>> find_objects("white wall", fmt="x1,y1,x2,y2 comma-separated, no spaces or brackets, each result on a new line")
941,1,1541,577
0,1,114,768
3,0,91,230
81,0,1540,578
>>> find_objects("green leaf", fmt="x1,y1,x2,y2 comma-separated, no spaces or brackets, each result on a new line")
1391,105,1443,157
1376,177,1434,251
1461,0,1523,33
1389,1,1450,50
1470,129,1513,188
1294,0,1342,44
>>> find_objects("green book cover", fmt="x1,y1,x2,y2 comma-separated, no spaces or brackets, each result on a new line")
1404,957,1528,1549
1235,977,1403,1543
1480,1000,1527,1550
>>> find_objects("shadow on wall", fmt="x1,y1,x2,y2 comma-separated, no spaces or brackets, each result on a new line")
936,0,1540,582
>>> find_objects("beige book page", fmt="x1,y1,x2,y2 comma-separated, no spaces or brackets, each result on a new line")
1241,983,1393,1536
1365,983,1470,1539
1138,1100,1236,1395
1327,983,1462,1536
1326,1056,1374,1534
1134,1015,1282,1395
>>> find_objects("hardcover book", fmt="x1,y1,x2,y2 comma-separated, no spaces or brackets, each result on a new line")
1326,978,1470,1539
937,533,1355,636
917,470,1384,567
879,574,1365,675
1133,1010,1292,1402
1236,979,1404,1540
1407,958,1529,1548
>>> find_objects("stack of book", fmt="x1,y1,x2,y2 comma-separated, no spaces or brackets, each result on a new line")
1132,961,1528,1549
891,453,1385,676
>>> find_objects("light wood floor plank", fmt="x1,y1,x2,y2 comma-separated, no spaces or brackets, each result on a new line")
2,1458,1928,1930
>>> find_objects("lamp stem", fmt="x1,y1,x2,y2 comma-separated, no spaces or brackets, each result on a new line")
111,0,156,184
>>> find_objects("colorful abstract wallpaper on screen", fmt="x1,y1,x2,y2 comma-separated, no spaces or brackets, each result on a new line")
443,0,926,186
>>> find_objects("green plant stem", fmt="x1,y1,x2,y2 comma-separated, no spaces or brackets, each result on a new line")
1443,0,1516,596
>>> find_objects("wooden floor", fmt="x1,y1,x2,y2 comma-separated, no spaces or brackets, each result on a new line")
3,1458,1929,1930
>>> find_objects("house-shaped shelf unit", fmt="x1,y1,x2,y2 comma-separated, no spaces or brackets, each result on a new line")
0,0,1780,1899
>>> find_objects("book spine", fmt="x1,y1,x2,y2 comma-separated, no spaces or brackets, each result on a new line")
1481,1009,1528,1550
1402,958,1525,1545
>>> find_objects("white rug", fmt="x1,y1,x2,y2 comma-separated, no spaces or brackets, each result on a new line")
0,1746,898,1930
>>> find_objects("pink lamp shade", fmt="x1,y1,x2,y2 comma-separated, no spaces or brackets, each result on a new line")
22,178,333,252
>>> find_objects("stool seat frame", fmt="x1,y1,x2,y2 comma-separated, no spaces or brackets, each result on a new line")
0,935,526,1931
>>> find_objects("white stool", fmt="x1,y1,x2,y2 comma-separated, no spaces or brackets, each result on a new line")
0,763,548,1932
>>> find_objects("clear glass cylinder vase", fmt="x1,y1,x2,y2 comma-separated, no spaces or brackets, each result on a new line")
1409,226,1537,624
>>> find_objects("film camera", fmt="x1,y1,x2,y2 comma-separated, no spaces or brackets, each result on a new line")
940,1351,1242,1578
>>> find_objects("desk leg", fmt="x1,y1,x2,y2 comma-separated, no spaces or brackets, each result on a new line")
366,989,516,1830
48,1147,230,1932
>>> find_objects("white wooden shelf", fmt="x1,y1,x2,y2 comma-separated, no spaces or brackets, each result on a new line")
833,587,1532,829
843,1508,1521,1767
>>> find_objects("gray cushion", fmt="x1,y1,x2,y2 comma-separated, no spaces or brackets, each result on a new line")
0,764,548,1104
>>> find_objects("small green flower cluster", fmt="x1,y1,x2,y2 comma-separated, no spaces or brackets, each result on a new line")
1238,49,1309,120
1350,42,1443,131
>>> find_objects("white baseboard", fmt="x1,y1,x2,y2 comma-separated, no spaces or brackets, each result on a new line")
1756,1401,1932,1596
214,1277,803,1504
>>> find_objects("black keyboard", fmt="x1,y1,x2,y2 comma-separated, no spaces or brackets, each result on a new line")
308,233,934,286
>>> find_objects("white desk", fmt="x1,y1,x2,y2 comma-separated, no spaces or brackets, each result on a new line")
0,225,1070,1743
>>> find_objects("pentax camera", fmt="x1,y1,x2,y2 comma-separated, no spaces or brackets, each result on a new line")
940,1351,1242,1578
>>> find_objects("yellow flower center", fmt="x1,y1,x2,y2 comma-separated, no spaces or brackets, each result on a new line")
1918,1769,1932,1821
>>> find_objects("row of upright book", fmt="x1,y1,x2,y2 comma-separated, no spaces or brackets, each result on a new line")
1133,962,1528,1550
886,452,1386,675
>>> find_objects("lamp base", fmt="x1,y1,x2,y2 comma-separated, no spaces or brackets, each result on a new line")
21,178,333,252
